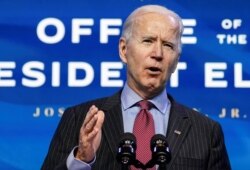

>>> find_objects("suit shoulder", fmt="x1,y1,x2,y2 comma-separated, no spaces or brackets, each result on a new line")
66,96,109,114
169,95,219,127
65,90,121,116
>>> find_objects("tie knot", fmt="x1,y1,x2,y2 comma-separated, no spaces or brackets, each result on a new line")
138,100,152,110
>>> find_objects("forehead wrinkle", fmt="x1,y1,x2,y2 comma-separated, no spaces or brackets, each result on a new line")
131,12,179,37
131,18,179,46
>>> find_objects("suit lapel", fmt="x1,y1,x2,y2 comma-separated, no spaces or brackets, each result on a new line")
100,91,124,159
166,96,192,168
99,92,192,167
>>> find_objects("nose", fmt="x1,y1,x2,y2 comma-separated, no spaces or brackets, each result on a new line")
151,42,163,61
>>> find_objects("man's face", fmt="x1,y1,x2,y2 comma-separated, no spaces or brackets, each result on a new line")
119,12,180,98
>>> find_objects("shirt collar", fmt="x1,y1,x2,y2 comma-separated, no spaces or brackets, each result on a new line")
121,82,169,115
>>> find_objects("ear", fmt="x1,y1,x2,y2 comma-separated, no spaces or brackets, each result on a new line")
119,37,128,64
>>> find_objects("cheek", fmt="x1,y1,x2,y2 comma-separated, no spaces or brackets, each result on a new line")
163,59,177,75
126,50,145,68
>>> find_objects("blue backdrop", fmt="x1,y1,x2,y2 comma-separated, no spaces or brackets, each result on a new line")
0,0,249,169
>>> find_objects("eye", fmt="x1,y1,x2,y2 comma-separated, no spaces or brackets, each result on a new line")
142,39,153,44
163,43,174,49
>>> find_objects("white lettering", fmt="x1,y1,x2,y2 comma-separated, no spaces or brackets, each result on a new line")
44,107,54,117
216,34,226,44
37,18,65,44
68,62,94,87
0,62,16,87
52,62,60,87
238,34,247,44
33,107,40,117
221,19,242,30
101,62,123,87
234,63,250,87
170,62,187,87
216,34,247,45
100,19,122,43
72,18,94,43
22,61,46,87
181,19,197,44
205,62,227,87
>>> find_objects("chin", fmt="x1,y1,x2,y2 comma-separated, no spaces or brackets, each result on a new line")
145,83,162,92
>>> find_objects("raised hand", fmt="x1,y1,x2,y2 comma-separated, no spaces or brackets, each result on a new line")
76,105,105,162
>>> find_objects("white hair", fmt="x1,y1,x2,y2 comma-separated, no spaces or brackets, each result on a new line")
121,5,183,53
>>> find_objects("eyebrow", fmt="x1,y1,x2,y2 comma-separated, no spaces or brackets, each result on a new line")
141,35,176,45
141,35,157,40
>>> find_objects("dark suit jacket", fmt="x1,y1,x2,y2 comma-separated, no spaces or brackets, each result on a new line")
42,91,231,170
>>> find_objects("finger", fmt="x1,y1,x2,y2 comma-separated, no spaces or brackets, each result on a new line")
94,110,105,130
83,105,98,126
86,127,99,141
84,114,98,133
86,111,105,140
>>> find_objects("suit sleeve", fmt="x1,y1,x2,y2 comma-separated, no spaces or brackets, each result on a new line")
208,122,231,170
41,107,79,170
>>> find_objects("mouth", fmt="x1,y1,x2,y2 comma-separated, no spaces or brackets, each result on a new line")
147,67,162,74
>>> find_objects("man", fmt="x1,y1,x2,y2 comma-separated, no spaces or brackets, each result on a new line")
42,4,231,170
